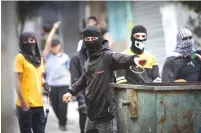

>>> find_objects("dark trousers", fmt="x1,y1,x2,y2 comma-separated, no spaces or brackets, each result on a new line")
85,118,117,133
79,112,87,133
50,86,68,126
16,106,45,133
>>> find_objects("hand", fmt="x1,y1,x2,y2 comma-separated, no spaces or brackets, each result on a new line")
134,57,147,66
21,102,30,111
62,93,72,103
53,21,61,29
174,79,187,82
153,77,162,83
44,82,51,92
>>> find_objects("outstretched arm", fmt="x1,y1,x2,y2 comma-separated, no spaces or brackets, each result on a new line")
107,52,146,71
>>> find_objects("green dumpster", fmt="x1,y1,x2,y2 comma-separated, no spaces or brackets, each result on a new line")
109,83,201,133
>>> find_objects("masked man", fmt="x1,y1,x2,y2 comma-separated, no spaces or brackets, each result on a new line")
162,28,201,82
116,25,160,84
63,26,146,133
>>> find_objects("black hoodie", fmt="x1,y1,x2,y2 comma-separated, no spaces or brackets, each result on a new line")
68,40,138,121
70,44,88,113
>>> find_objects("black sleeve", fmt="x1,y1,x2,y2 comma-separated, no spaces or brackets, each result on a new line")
107,52,138,71
70,55,81,84
70,55,86,109
162,58,180,82
69,56,87,96
151,65,160,80
68,72,87,96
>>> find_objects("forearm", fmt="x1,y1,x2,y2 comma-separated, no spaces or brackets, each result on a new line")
16,80,26,104
110,53,138,70
68,73,87,96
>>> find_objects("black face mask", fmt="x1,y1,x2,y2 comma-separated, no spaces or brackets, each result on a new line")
83,26,103,55
23,43,36,55
131,37,146,55
84,39,102,55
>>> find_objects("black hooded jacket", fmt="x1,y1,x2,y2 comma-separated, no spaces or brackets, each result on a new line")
68,41,138,121
70,44,88,113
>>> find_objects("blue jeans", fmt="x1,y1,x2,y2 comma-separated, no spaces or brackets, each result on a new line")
16,106,45,133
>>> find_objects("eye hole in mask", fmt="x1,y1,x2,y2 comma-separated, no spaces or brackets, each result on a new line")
182,36,192,41
84,37,98,42
23,37,36,44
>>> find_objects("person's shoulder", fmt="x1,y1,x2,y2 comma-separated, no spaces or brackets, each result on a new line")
62,53,70,60
15,53,25,60
71,52,79,60
70,52,81,64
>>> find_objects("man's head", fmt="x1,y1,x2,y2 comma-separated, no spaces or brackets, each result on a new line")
130,25,147,55
83,26,103,55
41,24,52,36
87,16,98,27
51,39,61,54
175,28,195,56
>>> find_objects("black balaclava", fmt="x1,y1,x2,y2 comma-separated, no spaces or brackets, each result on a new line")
130,25,147,55
19,32,41,67
83,26,103,55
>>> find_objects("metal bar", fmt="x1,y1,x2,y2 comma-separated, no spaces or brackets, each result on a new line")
109,83,201,91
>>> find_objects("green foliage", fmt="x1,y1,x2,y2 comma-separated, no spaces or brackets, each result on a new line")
179,1,201,14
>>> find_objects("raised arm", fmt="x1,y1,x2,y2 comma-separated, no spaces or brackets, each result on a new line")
43,21,61,57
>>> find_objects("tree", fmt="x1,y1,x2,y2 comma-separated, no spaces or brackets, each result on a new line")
179,1,201,47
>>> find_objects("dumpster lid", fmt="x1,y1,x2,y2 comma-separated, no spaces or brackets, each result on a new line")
109,82,201,91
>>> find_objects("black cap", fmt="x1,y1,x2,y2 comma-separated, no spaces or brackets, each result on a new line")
83,26,102,39
51,39,60,47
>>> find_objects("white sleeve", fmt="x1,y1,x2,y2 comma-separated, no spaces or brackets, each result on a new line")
77,40,83,52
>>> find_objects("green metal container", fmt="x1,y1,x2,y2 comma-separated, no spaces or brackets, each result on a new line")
110,83,201,133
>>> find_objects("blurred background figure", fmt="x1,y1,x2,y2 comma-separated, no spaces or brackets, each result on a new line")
40,23,59,52
162,28,201,82
43,21,71,131
77,16,115,51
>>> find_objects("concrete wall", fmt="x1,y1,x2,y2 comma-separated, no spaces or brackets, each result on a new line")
1,1,18,133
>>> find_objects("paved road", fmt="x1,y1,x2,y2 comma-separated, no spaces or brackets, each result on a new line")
13,98,80,133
